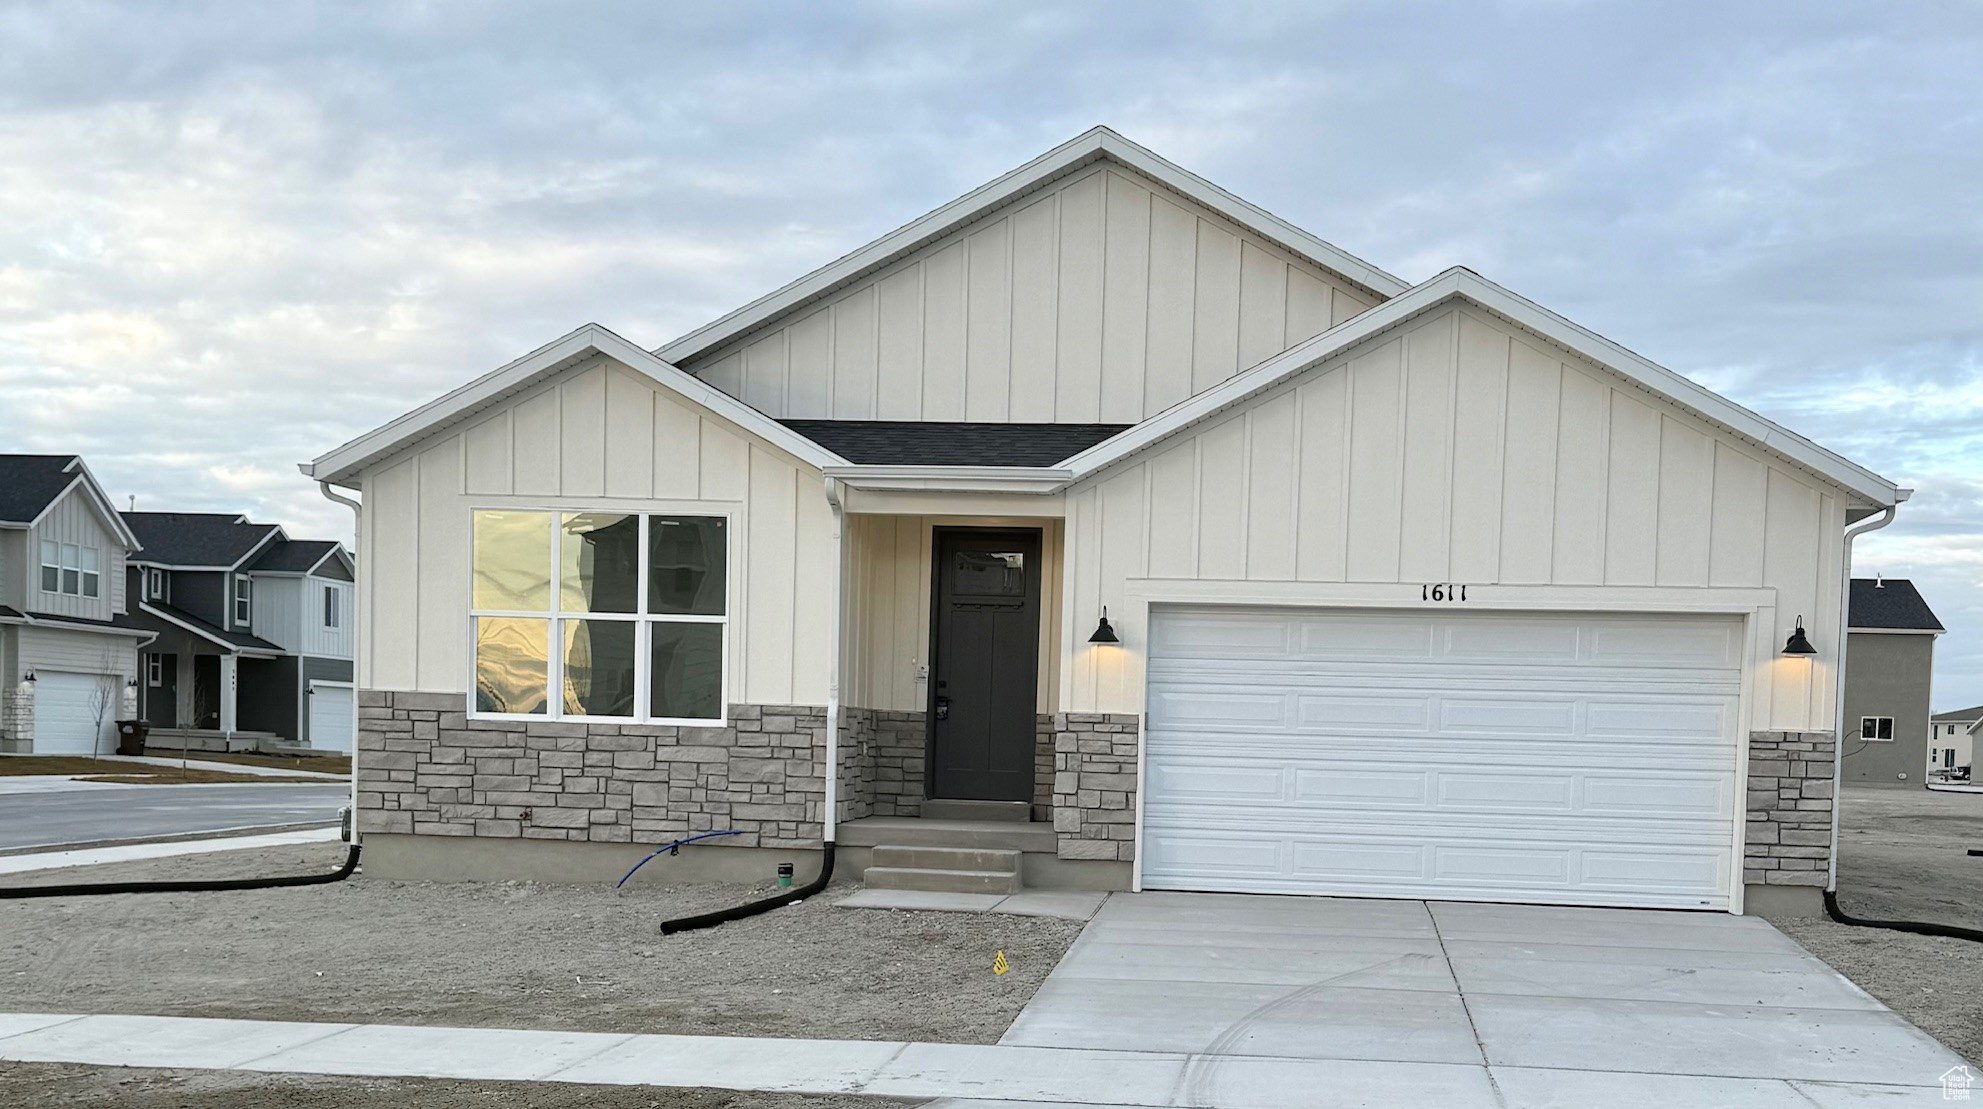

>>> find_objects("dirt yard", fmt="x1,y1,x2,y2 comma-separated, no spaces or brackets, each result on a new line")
0,843,1082,1045
0,756,306,784
0,1062,912,1108
1775,784,1983,1063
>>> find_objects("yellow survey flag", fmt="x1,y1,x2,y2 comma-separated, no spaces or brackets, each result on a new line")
993,950,1010,976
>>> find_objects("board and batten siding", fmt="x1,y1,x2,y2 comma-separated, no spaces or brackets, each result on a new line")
250,576,303,653
842,513,1063,714
357,356,838,707
25,491,127,622
683,164,1380,425
1059,303,1848,733
300,579,355,659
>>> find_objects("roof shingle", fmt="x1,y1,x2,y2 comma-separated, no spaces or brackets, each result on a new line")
779,421,1130,467
122,512,281,567
0,455,80,524
1848,578,1944,632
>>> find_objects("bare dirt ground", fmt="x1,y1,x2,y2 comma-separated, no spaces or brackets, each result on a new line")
1775,784,1983,1063
0,1062,913,1108
0,843,1082,1044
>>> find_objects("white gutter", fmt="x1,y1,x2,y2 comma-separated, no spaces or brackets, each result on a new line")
822,477,846,845
320,482,363,848
1828,500,1901,892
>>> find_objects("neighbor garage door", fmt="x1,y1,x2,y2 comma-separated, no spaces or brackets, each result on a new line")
1141,607,1744,910
34,670,115,756
308,685,354,752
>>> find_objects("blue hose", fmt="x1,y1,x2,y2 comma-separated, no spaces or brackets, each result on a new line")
616,830,743,889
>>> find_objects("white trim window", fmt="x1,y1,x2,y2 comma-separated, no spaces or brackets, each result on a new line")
470,510,727,724
39,542,99,598
146,567,166,601
147,654,164,688
1860,716,1895,741
323,584,341,628
234,575,253,625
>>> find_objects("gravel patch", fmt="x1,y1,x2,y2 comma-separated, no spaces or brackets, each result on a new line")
1773,785,1983,1064
0,843,1084,1043
0,1062,916,1108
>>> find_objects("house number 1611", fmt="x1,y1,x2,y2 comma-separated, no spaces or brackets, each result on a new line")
1421,583,1468,602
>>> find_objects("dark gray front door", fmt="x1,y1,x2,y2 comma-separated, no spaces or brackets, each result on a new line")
928,528,1041,802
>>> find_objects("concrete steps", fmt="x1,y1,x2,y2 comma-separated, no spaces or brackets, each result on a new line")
862,844,1023,895
920,799,1031,822
838,817,1056,853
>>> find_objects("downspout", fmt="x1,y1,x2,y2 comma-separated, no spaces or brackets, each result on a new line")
1827,503,1896,893
660,477,846,934
320,481,363,848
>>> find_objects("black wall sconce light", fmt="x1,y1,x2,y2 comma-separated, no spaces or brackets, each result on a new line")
1782,616,1817,656
1089,607,1120,645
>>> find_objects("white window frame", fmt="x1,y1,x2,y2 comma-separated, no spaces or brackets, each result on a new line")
39,542,98,597
146,654,164,688
1860,716,1895,741
234,575,253,626
323,584,340,628
146,567,165,600
467,507,731,727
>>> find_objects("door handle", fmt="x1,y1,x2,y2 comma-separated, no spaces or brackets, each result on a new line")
935,696,950,721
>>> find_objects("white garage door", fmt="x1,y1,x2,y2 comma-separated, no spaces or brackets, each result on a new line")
308,685,354,752
1142,607,1744,910
34,670,116,756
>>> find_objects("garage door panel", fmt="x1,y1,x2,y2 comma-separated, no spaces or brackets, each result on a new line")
1440,619,1583,663
1294,618,1438,660
34,670,115,756
1143,607,1743,910
1585,621,1745,669
1293,767,1431,805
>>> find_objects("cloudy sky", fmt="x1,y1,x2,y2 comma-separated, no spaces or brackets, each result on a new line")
3,2,1979,705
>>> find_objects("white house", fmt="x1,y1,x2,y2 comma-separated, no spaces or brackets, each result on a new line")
307,127,1905,918
1930,706,1979,777
0,455,152,755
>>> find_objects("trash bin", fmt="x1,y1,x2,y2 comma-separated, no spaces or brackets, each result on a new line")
115,719,149,757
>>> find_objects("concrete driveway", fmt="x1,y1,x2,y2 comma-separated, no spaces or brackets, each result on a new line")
996,891,1970,1106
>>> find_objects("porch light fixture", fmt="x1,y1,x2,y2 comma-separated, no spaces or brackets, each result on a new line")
1782,616,1817,656
22,671,34,683
1088,607,1120,645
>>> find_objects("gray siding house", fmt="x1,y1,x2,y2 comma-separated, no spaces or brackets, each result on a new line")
0,455,154,754
1842,578,1943,786
121,512,357,751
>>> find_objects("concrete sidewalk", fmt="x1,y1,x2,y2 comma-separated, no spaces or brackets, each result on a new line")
0,1007,1958,1107
105,754,346,780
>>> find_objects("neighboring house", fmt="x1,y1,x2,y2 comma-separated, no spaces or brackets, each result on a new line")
121,512,356,751
1841,578,1943,785
306,127,1908,918
1930,706,1979,777
0,455,153,754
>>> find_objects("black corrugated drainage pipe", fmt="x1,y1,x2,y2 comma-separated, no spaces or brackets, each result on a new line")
1823,889,1983,944
0,844,361,899
659,842,834,934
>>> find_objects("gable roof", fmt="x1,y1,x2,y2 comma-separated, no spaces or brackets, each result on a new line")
1848,578,1943,632
137,599,284,655
0,454,144,549
781,421,1130,467
654,126,1409,368
1932,705,1983,723
0,455,80,523
123,512,285,569
245,538,349,575
1056,267,1903,510
303,323,847,488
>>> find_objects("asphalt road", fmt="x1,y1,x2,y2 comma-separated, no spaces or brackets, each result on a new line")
0,782,348,851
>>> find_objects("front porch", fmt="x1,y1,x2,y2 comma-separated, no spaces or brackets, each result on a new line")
832,505,1135,894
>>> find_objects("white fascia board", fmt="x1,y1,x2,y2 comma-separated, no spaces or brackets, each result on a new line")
303,323,848,487
304,546,355,578
1846,627,1945,636
654,127,1407,367
1058,267,1900,509
821,465,1069,494
17,613,159,645
30,466,145,552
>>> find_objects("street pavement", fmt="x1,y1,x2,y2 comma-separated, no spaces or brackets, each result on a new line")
0,781,347,851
